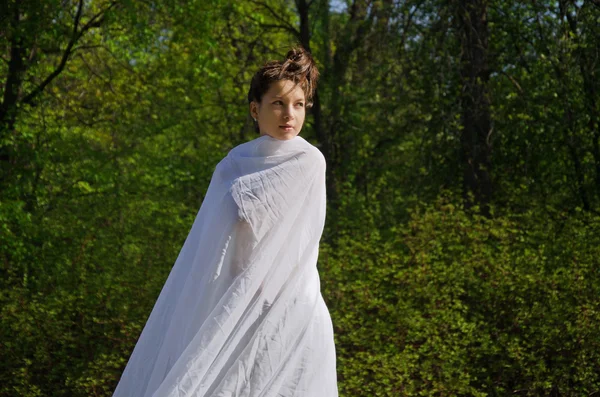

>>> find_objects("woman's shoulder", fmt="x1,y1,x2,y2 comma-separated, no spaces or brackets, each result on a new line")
302,140,326,166
294,137,326,171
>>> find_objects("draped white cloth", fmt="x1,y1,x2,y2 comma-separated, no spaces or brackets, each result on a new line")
112,135,338,397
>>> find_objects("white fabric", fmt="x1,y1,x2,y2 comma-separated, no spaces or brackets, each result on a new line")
112,135,338,397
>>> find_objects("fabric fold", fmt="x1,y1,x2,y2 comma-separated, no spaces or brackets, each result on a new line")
112,135,337,397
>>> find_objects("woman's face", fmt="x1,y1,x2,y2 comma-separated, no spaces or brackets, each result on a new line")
250,79,306,140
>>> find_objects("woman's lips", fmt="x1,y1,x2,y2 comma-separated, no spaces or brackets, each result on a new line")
279,125,294,131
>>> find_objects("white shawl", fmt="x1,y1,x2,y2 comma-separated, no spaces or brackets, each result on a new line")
112,135,338,397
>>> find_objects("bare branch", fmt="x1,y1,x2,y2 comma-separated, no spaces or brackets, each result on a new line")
250,0,300,37
499,70,523,93
21,1,119,107
78,0,118,35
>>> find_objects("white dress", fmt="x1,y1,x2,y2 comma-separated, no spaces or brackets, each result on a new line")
112,135,338,397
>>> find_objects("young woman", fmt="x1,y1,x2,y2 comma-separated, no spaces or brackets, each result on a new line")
112,47,338,397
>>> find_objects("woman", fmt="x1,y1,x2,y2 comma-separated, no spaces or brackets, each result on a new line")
112,47,338,397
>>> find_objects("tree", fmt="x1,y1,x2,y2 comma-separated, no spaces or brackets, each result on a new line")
455,0,493,215
0,0,119,194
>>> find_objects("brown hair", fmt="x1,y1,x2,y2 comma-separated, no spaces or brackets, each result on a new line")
247,47,319,109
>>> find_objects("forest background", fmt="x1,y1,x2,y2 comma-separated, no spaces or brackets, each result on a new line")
1,0,600,396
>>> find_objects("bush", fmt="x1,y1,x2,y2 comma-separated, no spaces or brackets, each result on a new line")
320,198,600,396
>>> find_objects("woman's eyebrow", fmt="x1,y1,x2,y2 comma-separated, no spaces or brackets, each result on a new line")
272,95,305,101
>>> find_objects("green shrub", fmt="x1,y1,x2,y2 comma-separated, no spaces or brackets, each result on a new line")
320,199,600,396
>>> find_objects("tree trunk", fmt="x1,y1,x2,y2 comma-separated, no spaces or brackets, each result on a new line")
0,4,26,185
456,0,493,216
563,3,600,200
295,0,337,199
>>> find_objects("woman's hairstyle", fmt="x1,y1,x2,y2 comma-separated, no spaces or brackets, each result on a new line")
247,47,319,108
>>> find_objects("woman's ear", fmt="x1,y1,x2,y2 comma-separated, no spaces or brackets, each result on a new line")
249,101,259,120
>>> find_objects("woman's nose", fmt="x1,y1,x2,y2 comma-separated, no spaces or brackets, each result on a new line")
284,106,294,120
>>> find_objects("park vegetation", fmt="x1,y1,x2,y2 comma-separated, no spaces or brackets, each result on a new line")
1,0,599,395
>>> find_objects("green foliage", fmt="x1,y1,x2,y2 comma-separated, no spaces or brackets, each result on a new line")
2,0,600,395
321,198,600,396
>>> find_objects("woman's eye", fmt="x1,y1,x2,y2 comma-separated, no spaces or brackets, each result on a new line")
273,100,283,105
296,103,304,107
